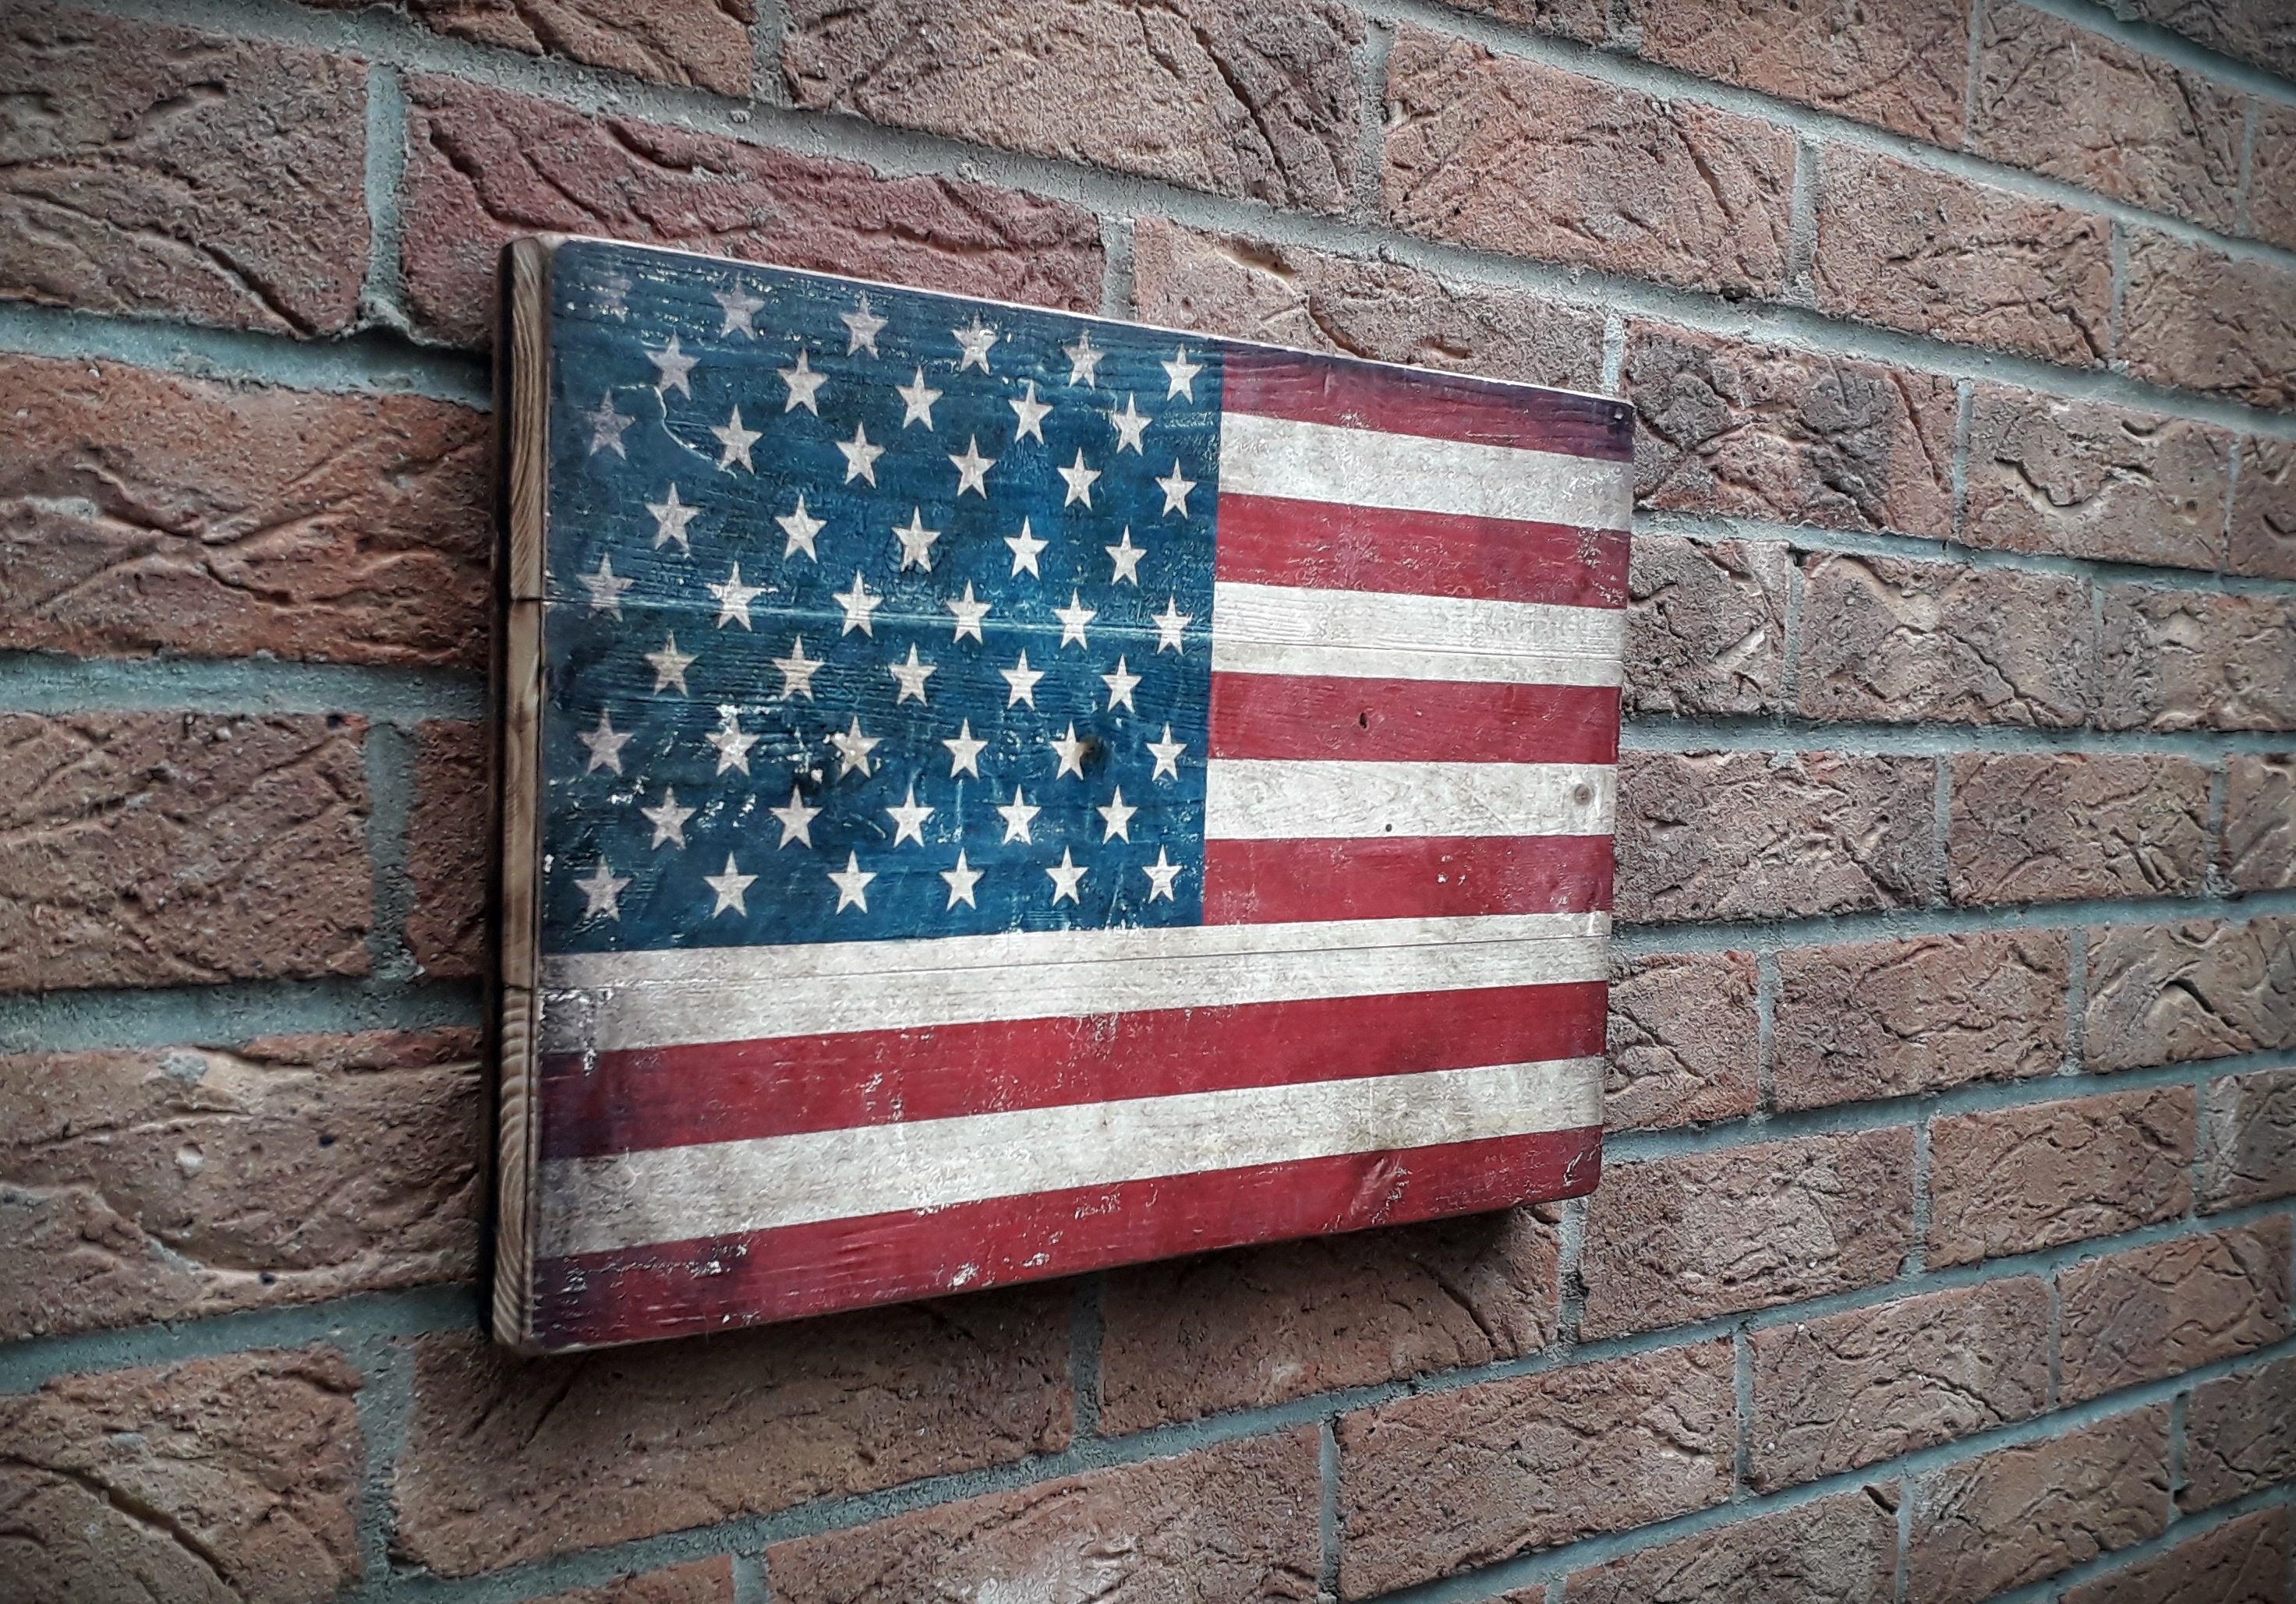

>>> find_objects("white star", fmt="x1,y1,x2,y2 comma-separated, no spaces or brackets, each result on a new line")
944,581,991,642
829,850,876,913
713,405,761,471
1143,846,1182,901
996,786,1040,843
943,719,986,778
578,709,630,775
891,508,941,573
1162,347,1201,400
837,421,883,485
714,284,763,337
705,853,755,917
1005,518,1048,578
582,394,632,456
1098,786,1136,842
1104,528,1144,585
833,571,881,635
829,715,880,778
940,849,982,910
1001,649,1045,708
575,860,628,921
706,708,758,776
777,494,824,560
647,335,696,397
771,784,820,847
773,636,822,699
1152,596,1192,653
778,350,826,415
1148,724,1186,780
582,553,632,616
841,294,887,356
1108,394,1150,453
1056,448,1101,508
646,484,700,552
641,788,695,849
885,783,934,847
710,564,764,630
1064,329,1106,387
1010,380,1051,443
887,643,936,704
896,366,942,429
953,317,998,372
1155,460,1197,518
1049,722,1089,779
1054,591,1096,649
948,436,995,497
1045,847,1086,905
1102,656,1141,713
644,633,695,694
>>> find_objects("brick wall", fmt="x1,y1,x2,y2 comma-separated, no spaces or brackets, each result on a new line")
2,0,2293,1599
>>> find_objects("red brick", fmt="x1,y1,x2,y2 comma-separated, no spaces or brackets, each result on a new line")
1625,0,1967,141
398,76,1103,348
305,0,753,95
1796,553,2089,727
2121,232,2296,412
766,1433,1321,1603
1964,387,2232,571
0,712,371,993
2202,1065,2296,1212
393,1293,1071,1577
787,0,1360,214
1625,536,1790,717
532,1559,737,1604
1813,149,2112,366
1444,0,1604,40
2252,104,2296,254
2060,1218,2293,1403
2183,1355,2296,1510
0,355,490,668
2232,436,2296,580
1616,751,1935,922
1604,949,1760,1131
1749,1278,2052,1490
406,720,488,980
2127,0,2296,79
0,1030,482,1342
2064,1507,2293,1604
1971,2,2245,230
1383,31,1795,298
1946,754,2211,907
1335,1342,1735,1598
1926,1086,2196,1266
1130,220,1606,392
2085,918,2296,1072
1773,930,2068,1111
1578,1130,1914,1339
0,5,366,337
2096,588,2296,733
1097,1210,1560,1432
1626,323,1957,537
0,1348,363,1604
1565,1487,1901,1602
1905,1408,2172,1604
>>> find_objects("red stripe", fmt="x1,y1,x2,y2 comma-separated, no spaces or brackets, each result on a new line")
538,980,1608,1161
1204,836,1613,924
1208,674,1619,765
1220,349,1633,462
529,1127,1603,1348
1214,492,1629,606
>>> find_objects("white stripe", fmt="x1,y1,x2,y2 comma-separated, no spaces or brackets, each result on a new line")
1210,635,1622,687
1213,581,1623,662
537,1055,1605,1257
1205,760,1614,840
1219,411,1634,530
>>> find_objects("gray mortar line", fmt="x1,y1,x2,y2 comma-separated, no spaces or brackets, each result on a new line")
0,655,486,720
362,64,416,337
1904,1120,1933,1279
1930,758,1954,909
0,975,485,1056
1618,713,2296,759
1320,1418,1343,1601
1353,19,1397,224
1609,889,2296,958
1786,140,1820,307
364,720,421,984
2030,0,2296,102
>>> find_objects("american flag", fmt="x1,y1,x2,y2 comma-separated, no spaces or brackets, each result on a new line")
507,238,1633,1350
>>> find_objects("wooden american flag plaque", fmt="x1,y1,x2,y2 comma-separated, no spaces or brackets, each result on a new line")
494,235,1631,1352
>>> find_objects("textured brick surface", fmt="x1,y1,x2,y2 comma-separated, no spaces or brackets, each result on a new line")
1624,536,1788,717
2085,918,2296,1072
2254,104,2296,255
767,1433,1321,1603
532,1559,737,1604
2121,232,2296,412
0,5,366,337
2059,1218,2293,1403
0,1348,363,1604
1604,949,1760,1130
1336,1343,1734,1598
2064,1507,2292,1604
1565,1487,1899,1603
1129,220,1605,390
399,76,1103,347
394,1295,1070,1576
2233,436,2296,580
1749,1278,2052,1490
1616,751,1933,922
1772,930,2068,1111
1578,1130,1913,1339
1098,1210,1559,1431
2202,1066,2296,1212
406,720,489,980
1625,0,1967,140
1946,754,2211,907
0,355,491,666
2183,1355,2296,1511
1795,553,2089,727
1964,387,2231,571
786,0,1360,213
1905,1408,2173,1604
1383,31,1795,297
1926,1087,2196,1266
0,1031,482,1342
2128,0,2296,79
306,0,754,95
2096,589,2296,733
1813,149,2112,365
0,712,371,993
